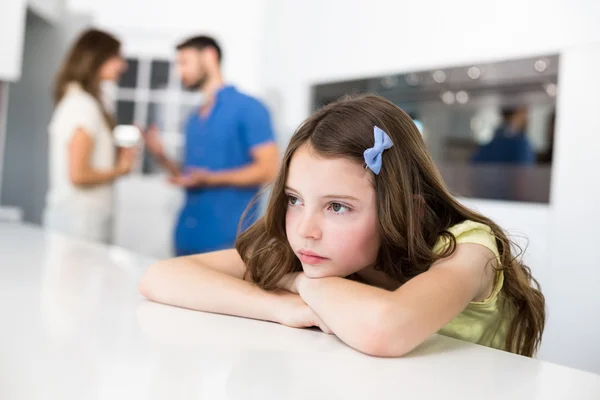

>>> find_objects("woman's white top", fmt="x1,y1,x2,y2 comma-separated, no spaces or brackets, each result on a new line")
43,83,116,243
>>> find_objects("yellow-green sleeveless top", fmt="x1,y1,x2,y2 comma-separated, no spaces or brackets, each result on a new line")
433,220,512,351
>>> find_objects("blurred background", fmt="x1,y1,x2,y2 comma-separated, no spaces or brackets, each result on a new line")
1,0,599,374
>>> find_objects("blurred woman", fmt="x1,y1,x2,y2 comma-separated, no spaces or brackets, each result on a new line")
43,29,135,243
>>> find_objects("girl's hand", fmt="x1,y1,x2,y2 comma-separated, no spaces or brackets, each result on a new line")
274,291,332,334
276,272,306,294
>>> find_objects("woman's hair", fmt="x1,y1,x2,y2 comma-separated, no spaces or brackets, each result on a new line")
53,29,121,128
237,94,545,357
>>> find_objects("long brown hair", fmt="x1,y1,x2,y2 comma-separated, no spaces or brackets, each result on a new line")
237,94,545,356
54,29,120,128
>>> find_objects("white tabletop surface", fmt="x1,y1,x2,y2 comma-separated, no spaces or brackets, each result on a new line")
1,223,599,400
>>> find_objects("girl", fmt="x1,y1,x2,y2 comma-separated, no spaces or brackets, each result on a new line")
140,95,545,357
44,29,136,243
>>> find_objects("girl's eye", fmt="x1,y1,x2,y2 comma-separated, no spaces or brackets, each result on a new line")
288,196,302,206
329,202,351,214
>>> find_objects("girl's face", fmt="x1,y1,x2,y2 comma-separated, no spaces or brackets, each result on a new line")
285,143,381,278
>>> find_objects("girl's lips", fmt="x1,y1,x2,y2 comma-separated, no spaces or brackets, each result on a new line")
298,250,328,265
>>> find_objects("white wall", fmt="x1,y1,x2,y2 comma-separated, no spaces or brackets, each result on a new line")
262,0,600,133
67,0,268,97
28,0,64,23
263,0,600,374
0,0,27,82
543,45,600,373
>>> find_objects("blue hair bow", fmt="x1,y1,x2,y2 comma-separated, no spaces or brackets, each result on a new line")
363,126,394,175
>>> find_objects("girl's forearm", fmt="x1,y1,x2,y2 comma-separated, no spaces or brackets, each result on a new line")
140,260,283,323
297,276,405,356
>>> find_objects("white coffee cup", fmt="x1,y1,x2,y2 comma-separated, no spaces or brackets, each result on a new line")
113,125,141,148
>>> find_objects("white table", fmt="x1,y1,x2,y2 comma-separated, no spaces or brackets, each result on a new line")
1,224,599,400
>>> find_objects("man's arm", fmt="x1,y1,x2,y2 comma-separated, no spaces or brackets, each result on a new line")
171,99,278,188
209,98,278,187
208,142,279,186
153,152,181,177
143,125,181,176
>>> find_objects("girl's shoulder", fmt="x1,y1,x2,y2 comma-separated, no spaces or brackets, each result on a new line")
433,220,499,258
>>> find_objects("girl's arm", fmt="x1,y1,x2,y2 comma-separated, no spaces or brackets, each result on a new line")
296,243,495,357
139,249,332,332
140,249,279,321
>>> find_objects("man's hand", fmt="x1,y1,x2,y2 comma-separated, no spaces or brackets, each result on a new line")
168,168,213,188
142,125,165,158
141,125,181,176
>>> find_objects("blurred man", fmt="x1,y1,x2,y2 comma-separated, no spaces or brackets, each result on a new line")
145,36,278,256
471,106,534,201
472,106,534,164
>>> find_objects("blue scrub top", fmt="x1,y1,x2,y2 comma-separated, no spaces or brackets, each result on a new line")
175,85,275,255
472,127,535,165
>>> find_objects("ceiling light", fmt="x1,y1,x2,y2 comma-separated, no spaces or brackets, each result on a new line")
441,91,455,104
467,66,481,80
433,70,447,83
534,59,548,73
456,90,469,104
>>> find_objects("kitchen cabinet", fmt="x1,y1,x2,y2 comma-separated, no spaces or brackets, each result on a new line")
0,0,27,81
